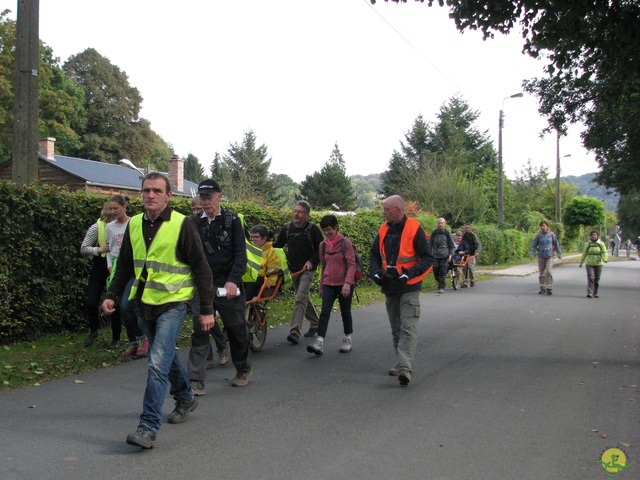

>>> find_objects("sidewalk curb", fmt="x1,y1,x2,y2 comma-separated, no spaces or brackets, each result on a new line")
476,254,582,277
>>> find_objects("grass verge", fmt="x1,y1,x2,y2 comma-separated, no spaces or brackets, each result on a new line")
0,274,463,392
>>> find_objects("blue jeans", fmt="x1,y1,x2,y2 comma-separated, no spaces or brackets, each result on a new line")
137,303,193,433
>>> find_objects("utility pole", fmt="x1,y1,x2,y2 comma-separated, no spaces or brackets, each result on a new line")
12,0,40,186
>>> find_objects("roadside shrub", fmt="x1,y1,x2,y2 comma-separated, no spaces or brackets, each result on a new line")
0,182,382,343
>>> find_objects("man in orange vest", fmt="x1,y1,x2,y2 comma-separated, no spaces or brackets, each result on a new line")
369,195,433,387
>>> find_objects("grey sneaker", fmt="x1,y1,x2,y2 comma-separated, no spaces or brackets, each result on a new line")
399,368,412,386
306,339,323,356
388,365,400,376
167,397,198,424
231,370,252,387
339,336,352,353
438,288,445,294
303,328,318,338
539,287,546,295
191,380,206,396
126,424,157,449
218,348,229,366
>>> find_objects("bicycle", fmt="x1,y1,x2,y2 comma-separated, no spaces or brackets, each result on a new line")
447,254,477,290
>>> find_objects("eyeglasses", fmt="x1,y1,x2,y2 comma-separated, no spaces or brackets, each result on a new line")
250,235,263,240
293,209,308,214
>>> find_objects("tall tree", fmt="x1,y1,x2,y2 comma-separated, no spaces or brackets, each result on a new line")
0,10,86,163
221,130,276,202
429,96,496,175
617,193,640,241
183,153,206,183
380,116,430,197
381,98,497,200
63,48,170,166
299,143,358,210
376,1,640,195
270,173,299,208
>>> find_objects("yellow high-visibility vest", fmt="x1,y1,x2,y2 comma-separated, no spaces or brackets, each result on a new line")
128,211,195,305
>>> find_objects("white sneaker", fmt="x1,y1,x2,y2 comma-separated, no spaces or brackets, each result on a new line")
339,336,352,353
306,338,323,356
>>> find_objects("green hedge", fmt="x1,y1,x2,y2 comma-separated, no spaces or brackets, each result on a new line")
0,181,537,343
0,183,387,343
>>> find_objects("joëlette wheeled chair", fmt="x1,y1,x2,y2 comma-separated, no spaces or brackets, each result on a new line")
446,254,477,290
245,274,284,352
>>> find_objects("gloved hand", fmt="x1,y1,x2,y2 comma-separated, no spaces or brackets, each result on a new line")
385,267,399,281
372,272,385,286
398,267,409,284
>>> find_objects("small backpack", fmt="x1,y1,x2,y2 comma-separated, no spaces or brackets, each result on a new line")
319,236,363,282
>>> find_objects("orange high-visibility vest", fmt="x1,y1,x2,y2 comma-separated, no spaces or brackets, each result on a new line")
378,218,429,285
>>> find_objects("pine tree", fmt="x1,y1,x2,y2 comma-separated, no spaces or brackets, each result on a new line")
221,130,276,202
299,143,357,210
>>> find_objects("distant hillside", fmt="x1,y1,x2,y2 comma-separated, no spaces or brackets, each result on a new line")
563,172,619,211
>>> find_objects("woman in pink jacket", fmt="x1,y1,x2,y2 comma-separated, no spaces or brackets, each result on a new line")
307,215,357,356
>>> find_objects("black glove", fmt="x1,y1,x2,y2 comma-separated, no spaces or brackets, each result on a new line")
372,272,385,286
385,267,399,281
397,267,410,284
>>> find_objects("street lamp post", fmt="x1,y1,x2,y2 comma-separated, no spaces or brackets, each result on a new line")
555,131,571,222
119,158,146,178
497,92,523,224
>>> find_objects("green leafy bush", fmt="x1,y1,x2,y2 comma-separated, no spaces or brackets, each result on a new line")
0,183,382,343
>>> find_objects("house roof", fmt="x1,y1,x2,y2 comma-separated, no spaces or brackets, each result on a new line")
40,154,198,196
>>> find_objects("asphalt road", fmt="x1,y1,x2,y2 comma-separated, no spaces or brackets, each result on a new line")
1,259,639,480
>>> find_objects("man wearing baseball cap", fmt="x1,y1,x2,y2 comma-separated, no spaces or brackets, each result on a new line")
187,179,252,391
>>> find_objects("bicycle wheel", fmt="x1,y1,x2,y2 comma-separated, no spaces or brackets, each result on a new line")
451,267,459,290
248,307,267,352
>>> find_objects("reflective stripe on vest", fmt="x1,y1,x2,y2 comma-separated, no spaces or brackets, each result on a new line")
378,218,428,285
128,211,194,305
97,218,108,257
238,213,262,283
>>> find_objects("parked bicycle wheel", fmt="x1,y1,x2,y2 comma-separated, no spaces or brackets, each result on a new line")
248,306,267,352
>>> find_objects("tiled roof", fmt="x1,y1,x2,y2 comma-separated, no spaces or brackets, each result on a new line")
41,154,198,196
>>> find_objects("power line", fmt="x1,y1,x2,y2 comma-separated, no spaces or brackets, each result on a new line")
362,0,464,92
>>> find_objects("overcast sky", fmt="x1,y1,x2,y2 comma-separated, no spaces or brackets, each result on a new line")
4,0,599,182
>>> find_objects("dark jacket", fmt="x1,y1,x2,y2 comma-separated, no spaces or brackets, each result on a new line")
191,207,247,287
273,221,323,272
430,228,455,259
106,206,214,321
462,231,482,255
369,216,433,295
